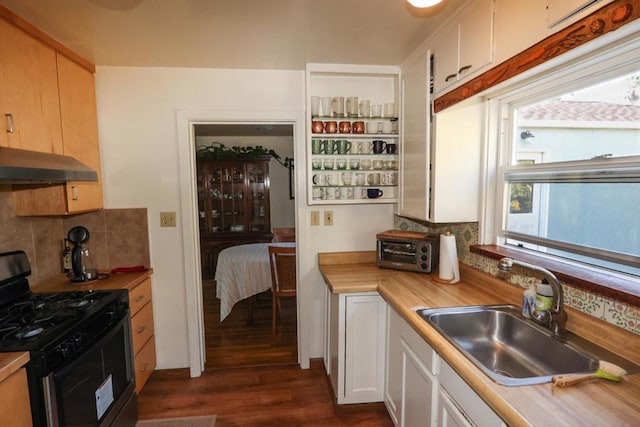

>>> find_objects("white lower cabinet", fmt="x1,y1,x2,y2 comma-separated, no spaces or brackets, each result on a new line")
385,305,505,427
325,289,387,404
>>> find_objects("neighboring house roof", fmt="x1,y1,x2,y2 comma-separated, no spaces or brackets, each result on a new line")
520,100,640,122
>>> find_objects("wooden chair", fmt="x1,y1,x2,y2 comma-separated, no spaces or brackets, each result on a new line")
268,245,296,335
272,227,296,243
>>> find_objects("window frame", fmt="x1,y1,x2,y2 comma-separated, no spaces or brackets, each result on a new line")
480,29,640,283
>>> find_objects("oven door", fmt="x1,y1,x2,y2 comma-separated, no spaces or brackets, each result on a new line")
43,313,135,427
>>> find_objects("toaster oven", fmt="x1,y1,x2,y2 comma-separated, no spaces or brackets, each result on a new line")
376,230,439,273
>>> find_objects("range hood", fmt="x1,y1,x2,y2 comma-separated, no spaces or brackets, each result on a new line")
0,147,98,184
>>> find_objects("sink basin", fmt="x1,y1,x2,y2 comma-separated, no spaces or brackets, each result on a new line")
417,305,625,386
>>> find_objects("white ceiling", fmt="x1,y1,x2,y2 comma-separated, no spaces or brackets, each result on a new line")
0,0,466,69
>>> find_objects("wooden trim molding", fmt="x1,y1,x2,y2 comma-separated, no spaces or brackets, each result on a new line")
470,244,640,307
0,4,95,73
434,0,640,112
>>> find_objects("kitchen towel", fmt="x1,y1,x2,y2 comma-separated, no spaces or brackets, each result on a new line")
438,232,460,284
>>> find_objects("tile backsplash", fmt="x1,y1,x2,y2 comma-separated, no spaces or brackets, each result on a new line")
394,215,639,335
0,186,149,285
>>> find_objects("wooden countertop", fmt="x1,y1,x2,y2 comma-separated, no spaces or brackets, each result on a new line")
319,252,640,427
0,352,29,384
32,270,153,293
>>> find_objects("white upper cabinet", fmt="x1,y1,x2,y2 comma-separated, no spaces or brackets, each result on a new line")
399,49,481,223
432,0,495,95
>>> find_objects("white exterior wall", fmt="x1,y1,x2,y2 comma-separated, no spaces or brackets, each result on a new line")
94,66,393,369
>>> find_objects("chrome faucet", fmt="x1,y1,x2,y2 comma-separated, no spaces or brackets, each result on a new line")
498,257,567,336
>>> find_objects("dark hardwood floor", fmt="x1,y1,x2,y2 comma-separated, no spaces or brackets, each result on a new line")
137,279,393,425
202,279,298,368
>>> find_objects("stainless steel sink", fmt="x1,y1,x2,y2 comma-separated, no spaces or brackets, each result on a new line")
417,305,636,386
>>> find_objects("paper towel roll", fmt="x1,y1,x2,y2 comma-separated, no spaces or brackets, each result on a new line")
438,232,460,284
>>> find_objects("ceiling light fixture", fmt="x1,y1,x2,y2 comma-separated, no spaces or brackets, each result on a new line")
407,0,442,7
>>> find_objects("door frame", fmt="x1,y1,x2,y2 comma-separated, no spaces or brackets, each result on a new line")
176,109,306,377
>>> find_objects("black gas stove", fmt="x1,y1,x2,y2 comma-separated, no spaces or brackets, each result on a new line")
0,251,137,427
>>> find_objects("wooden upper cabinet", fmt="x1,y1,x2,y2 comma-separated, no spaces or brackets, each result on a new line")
0,19,63,153
6,17,104,215
57,54,104,213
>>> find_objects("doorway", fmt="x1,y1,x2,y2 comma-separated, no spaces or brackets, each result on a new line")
193,123,297,369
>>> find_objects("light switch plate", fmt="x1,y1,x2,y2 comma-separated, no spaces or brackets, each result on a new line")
311,211,320,226
160,211,177,227
324,211,333,226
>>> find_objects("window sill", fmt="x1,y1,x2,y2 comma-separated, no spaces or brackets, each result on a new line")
470,245,640,307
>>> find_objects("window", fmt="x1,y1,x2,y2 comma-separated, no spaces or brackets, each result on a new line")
490,38,640,279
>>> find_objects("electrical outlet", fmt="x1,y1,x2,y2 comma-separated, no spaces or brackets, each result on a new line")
324,210,333,226
310,210,320,226
160,211,177,227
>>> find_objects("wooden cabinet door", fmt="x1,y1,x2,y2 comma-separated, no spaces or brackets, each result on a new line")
0,368,32,427
0,19,63,153
57,53,103,213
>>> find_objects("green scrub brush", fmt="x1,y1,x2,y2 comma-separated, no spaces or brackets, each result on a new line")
552,361,627,387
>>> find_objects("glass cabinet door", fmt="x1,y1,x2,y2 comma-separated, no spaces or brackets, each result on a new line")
247,161,270,233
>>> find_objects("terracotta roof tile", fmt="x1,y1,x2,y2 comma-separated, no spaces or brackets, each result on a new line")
519,100,640,122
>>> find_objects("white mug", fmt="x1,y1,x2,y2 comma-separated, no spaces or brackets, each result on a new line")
380,121,393,134
366,121,379,134
339,187,353,200
312,173,325,186
311,96,320,117
367,173,381,185
341,171,353,186
326,173,339,186
361,141,372,154
353,186,364,199
360,159,372,170
381,172,397,185
346,97,359,117
331,96,345,117
359,100,371,117
384,102,396,118
325,187,336,200
354,172,366,186
321,97,332,117
312,187,325,200
371,104,382,117
351,141,363,154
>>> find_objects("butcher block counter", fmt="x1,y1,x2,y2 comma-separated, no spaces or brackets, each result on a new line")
319,252,640,427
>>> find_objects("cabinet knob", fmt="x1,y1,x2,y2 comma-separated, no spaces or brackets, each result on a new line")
71,185,79,200
137,325,147,334
5,113,14,133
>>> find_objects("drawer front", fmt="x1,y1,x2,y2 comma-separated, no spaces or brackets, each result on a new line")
129,278,152,316
134,335,156,393
131,302,154,355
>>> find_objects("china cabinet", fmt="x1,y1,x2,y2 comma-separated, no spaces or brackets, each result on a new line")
306,64,400,205
197,156,272,278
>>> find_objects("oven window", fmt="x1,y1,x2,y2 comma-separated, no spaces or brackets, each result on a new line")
54,322,131,426
381,241,417,265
